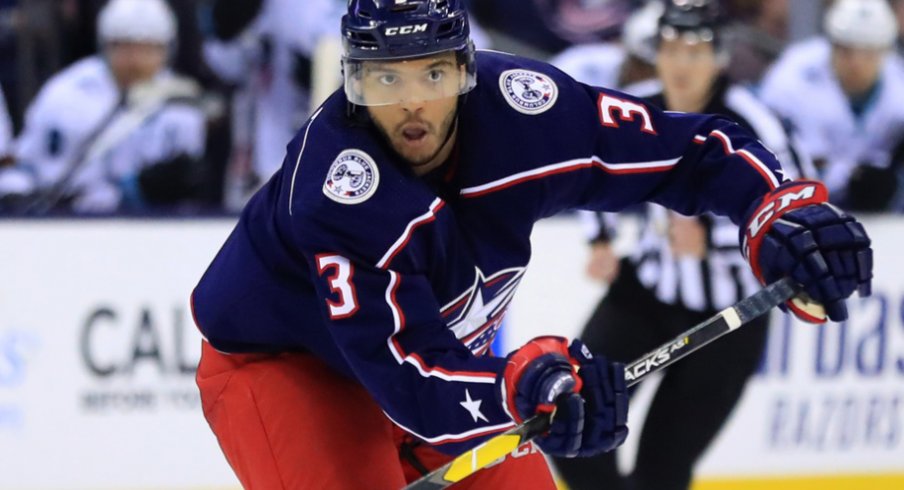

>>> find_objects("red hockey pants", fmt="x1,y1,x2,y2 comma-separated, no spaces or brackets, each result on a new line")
196,341,557,489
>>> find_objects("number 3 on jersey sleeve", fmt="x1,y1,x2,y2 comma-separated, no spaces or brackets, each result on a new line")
598,93,657,135
316,254,359,320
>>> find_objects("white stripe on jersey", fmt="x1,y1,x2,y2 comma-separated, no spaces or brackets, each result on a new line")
709,130,781,189
383,410,515,444
384,270,497,384
288,107,324,216
385,270,405,366
377,197,445,269
459,155,682,197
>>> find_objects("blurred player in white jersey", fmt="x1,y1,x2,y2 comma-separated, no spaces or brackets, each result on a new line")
5,0,207,214
552,1,813,488
551,0,662,92
759,0,904,212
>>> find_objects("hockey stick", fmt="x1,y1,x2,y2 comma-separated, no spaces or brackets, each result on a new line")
404,276,811,490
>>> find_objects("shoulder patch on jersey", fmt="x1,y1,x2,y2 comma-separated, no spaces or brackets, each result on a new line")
499,69,559,115
322,149,380,205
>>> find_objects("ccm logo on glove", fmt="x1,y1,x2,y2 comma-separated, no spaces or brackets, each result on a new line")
741,180,873,324
745,183,826,243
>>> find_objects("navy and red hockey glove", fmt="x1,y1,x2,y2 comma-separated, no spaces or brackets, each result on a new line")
742,180,873,323
496,336,628,458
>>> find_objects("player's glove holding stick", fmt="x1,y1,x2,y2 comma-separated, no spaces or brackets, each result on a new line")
742,180,873,323
496,336,629,457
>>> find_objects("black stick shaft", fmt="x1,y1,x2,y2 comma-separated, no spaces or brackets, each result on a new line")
624,276,795,387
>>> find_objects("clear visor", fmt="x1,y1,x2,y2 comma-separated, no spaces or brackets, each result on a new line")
344,53,476,106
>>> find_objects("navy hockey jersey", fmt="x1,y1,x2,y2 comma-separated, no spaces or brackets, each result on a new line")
191,51,785,454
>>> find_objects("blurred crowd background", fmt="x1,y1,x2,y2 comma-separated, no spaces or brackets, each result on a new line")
0,0,903,216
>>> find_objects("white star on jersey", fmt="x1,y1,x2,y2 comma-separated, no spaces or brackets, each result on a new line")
460,389,489,423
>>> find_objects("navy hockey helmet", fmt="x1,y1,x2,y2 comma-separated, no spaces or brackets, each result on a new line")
658,0,727,47
342,0,477,106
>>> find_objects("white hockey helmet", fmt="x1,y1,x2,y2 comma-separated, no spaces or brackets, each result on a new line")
825,0,898,50
97,0,177,46
622,1,665,64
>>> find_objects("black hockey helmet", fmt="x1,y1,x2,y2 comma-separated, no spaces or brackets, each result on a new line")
342,0,473,60
658,0,727,47
341,0,477,106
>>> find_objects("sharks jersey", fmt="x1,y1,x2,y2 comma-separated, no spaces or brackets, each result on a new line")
13,56,206,212
759,38,904,197
191,50,784,454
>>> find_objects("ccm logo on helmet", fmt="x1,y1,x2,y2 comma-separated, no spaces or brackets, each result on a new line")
747,185,817,238
385,24,428,36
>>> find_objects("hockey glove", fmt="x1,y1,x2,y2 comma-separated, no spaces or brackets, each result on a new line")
742,180,873,323
497,336,628,458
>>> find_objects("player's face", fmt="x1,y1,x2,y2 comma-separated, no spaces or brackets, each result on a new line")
105,41,167,88
656,37,721,112
831,44,885,96
366,54,461,172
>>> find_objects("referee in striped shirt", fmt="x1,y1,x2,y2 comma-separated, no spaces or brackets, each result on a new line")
552,2,814,490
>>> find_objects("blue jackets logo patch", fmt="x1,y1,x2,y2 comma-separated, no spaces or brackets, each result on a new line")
499,69,559,115
323,149,380,204
443,267,525,355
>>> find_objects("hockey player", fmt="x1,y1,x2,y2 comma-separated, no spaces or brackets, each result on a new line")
191,1,872,488
8,0,206,214
551,2,815,489
759,0,904,212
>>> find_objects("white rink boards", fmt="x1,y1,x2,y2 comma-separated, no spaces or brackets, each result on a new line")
0,220,239,489
0,216,901,489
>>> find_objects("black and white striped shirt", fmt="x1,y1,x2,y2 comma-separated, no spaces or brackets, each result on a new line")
588,78,815,312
